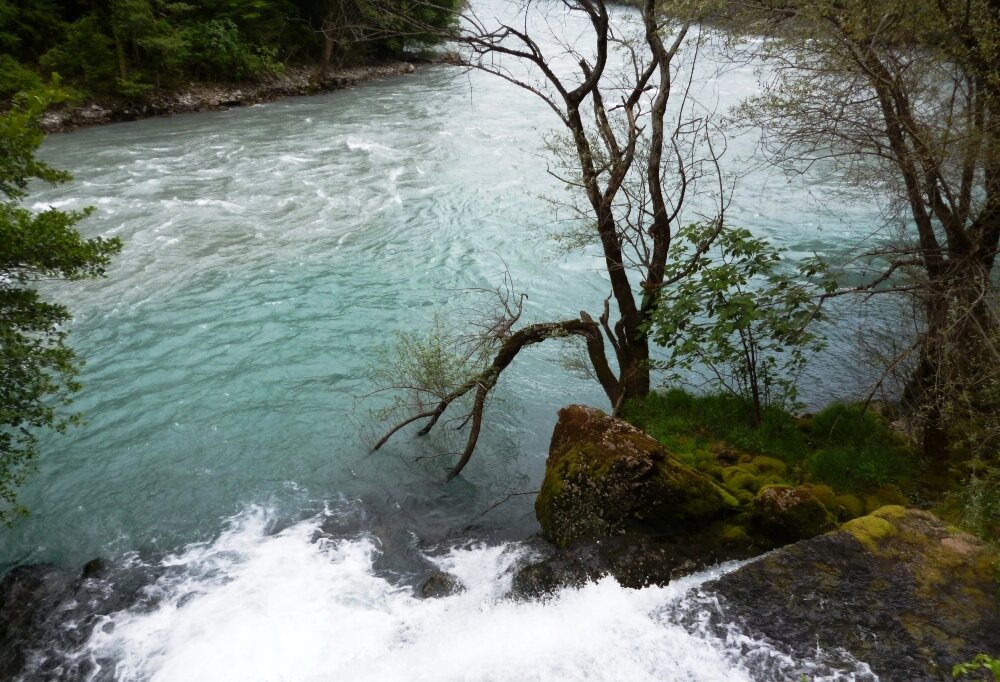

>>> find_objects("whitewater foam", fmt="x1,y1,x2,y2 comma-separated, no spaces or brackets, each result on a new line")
28,506,872,682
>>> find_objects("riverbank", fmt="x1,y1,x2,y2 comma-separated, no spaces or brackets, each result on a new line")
39,61,423,133
517,398,1000,678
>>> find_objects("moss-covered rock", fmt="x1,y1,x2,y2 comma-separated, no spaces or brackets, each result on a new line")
708,507,1000,680
750,484,838,543
862,485,910,514
833,492,865,520
536,405,739,547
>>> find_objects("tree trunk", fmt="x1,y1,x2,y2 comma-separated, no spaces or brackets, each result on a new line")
615,334,650,411
314,20,337,83
908,256,996,460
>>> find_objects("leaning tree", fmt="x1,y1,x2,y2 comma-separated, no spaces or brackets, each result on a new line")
368,0,727,479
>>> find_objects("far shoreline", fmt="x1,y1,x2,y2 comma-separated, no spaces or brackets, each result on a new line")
40,60,436,134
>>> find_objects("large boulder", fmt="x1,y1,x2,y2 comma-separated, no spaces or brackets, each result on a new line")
707,506,1000,680
536,405,739,547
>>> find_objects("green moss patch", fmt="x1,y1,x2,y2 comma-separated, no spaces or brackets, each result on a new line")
622,390,920,497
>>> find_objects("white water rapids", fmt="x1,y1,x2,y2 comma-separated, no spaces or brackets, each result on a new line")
21,506,869,682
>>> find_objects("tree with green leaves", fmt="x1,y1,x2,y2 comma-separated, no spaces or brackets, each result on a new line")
703,0,1000,459
650,223,830,425
0,84,122,522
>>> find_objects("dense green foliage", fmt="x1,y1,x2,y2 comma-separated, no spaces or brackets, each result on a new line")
805,403,915,492
0,0,459,100
622,389,808,467
622,389,915,493
0,84,122,522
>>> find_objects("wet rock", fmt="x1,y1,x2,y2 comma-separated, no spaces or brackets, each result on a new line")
536,405,739,547
0,564,74,679
81,557,106,578
418,570,464,598
707,506,1000,680
510,531,758,599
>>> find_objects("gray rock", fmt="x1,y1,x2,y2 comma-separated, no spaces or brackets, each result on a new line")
706,506,1000,680
418,570,464,598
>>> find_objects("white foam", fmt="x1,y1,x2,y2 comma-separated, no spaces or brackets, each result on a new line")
345,138,396,154
74,507,772,682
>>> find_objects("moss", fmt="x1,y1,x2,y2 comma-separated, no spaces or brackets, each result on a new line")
834,493,865,520
870,504,910,522
750,455,787,477
751,485,838,543
863,486,910,514
842,513,898,552
719,523,752,546
805,483,838,512
721,467,755,489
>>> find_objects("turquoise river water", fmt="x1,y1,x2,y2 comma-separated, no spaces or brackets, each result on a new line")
2,3,887,679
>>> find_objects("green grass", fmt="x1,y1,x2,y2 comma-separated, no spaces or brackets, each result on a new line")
622,390,917,493
806,402,916,492
621,389,809,466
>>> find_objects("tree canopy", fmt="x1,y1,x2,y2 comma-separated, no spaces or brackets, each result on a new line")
708,0,1000,458
0,84,122,522
0,0,460,100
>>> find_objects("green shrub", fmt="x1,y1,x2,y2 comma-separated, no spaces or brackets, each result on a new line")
953,653,1000,680
183,19,281,81
0,55,42,100
959,466,1000,539
806,402,915,491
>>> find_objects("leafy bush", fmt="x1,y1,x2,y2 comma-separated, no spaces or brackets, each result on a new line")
953,653,1000,681
651,223,832,425
959,466,1000,539
183,19,281,81
0,55,41,100
806,402,915,491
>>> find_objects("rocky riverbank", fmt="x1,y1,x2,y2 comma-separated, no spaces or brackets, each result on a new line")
39,62,420,133
508,403,1000,678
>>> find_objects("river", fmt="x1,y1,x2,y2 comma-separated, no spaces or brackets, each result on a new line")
3,2,885,679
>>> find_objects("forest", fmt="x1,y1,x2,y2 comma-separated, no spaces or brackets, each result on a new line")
0,0,458,100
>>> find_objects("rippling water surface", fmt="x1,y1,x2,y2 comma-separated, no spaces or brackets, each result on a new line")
3,2,886,678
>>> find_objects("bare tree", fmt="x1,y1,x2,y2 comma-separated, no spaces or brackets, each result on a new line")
714,0,1000,458
367,0,727,479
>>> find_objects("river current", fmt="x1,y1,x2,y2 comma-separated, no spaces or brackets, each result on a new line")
4,2,886,679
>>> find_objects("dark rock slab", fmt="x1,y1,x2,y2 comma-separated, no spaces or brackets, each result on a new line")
511,532,759,599
706,506,1000,680
418,570,464,598
0,564,74,679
